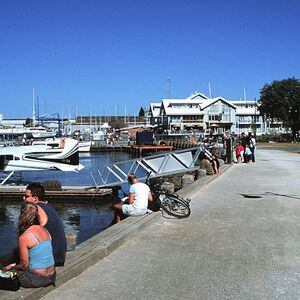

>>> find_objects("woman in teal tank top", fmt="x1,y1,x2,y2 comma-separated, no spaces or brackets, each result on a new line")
4,203,56,288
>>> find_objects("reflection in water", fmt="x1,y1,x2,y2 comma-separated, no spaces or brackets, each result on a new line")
0,152,133,258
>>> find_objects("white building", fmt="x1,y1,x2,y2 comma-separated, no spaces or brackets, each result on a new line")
148,92,282,136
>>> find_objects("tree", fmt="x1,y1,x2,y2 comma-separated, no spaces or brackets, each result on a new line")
139,107,145,117
109,119,125,129
258,77,300,140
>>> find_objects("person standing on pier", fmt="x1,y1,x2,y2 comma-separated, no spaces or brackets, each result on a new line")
113,173,153,224
24,183,67,267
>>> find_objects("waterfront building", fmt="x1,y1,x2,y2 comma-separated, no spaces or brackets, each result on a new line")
149,92,236,135
148,92,286,136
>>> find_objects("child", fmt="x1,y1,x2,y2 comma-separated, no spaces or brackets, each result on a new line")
235,142,244,163
244,144,252,163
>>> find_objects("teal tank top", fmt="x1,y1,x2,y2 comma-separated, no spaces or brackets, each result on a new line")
27,232,54,270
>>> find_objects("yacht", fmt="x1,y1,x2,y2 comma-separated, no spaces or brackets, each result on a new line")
0,126,56,139
0,138,84,173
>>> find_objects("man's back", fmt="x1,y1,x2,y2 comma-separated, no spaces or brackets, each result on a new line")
200,158,214,175
130,182,150,210
38,202,67,267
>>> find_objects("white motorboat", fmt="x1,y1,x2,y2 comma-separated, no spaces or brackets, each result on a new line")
0,126,56,139
0,138,84,174
78,140,92,152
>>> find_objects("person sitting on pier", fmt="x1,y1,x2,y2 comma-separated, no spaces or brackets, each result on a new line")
24,183,67,267
112,173,153,224
198,151,214,175
211,153,221,176
4,202,56,288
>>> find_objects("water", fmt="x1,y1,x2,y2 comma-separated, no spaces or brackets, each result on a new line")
10,151,136,187
0,151,135,258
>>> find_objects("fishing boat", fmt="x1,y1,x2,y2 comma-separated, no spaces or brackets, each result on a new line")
0,138,84,178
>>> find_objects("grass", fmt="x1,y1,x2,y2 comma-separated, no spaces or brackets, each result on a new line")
257,142,300,154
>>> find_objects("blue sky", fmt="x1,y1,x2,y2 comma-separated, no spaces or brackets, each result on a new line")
0,0,299,119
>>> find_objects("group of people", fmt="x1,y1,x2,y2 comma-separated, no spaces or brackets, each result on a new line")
234,132,256,164
3,183,67,288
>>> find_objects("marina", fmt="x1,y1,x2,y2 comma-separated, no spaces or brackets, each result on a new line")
0,151,133,258
0,143,205,258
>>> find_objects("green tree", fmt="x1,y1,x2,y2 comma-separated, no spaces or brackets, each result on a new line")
258,77,300,139
139,107,145,117
109,119,125,129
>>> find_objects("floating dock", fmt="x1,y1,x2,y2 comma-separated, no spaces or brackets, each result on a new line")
0,186,113,202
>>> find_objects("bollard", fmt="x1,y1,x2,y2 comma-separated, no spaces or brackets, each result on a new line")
181,174,194,188
161,181,175,193
197,169,207,178
42,180,62,191
65,230,78,252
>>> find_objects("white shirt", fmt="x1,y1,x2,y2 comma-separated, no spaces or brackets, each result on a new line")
129,182,150,210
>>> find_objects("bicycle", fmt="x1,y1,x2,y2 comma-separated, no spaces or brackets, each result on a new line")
152,189,191,218
144,171,191,218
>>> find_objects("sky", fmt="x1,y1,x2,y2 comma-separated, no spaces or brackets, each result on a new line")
0,0,299,119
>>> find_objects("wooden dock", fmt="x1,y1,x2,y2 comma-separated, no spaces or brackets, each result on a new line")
0,187,113,202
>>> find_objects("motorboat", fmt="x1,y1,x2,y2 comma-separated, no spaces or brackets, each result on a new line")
0,126,56,139
78,140,92,152
0,138,84,176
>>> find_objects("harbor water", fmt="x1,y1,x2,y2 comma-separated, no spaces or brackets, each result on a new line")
0,151,135,258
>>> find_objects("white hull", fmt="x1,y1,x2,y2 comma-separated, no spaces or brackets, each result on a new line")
78,141,92,152
0,138,84,173
0,126,56,138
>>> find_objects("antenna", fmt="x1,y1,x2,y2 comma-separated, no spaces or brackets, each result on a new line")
208,82,212,98
32,88,36,125
124,105,127,125
166,76,171,99
243,87,247,101
36,95,40,122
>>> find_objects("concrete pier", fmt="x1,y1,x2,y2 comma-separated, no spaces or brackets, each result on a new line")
1,148,300,299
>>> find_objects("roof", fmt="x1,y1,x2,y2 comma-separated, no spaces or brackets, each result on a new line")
161,95,238,115
161,99,203,115
200,97,237,110
149,103,162,117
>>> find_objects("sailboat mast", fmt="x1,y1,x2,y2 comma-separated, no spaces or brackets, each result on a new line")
32,88,36,125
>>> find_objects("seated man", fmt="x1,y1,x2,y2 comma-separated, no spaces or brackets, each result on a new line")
24,183,67,267
113,173,153,224
199,158,214,175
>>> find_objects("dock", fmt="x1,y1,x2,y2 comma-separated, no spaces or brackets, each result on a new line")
123,144,173,156
0,187,113,202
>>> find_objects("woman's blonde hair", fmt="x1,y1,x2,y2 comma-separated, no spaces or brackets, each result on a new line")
18,202,40,235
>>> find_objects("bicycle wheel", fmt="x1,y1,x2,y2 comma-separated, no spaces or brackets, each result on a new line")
160,193,191,218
